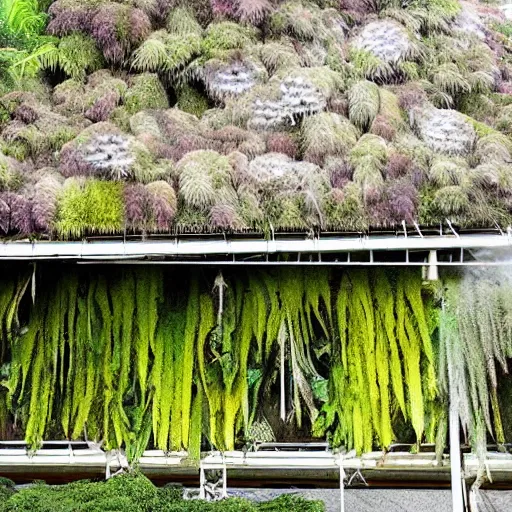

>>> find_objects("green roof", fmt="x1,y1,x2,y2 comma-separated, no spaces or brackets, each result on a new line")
0,0,511,239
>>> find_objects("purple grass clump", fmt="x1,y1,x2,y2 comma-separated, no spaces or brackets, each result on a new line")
155,0,177,22
85,92,119,123
237,0,272,24
13,104,39,124
267,133,298,159
47,2,95,35
384,153,412,179
370,115,396,141
0,193,13,234
387,181,418,223
208,126,247,144
328,97,349,117
124,183,150,230
91,4,150,63
32,175,62,232
325,158,354,188
498,82,512,94
211,0,236,18
209,203,240,230
59,144,93,177
147,182,177,230
397,84,427,111
339,0,376,22
10,193,33,235
169,135,220,161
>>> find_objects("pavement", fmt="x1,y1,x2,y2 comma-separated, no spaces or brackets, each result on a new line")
228,488,453,512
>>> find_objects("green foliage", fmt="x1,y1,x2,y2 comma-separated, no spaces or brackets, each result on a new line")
201,22,258,58
56,179,124,238
176,85,209,118
315,269,438,453
0,0,47,39
124,74,169,114
41,34,103,80
0,265,443,458
0,472,325,511
131,31,201,76
348,80,380,132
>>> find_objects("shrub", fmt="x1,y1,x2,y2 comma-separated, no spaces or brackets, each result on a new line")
131,30,202,75
40,33,104,80
269,1,326,42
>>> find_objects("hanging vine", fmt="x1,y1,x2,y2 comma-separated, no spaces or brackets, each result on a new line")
4,263,508,463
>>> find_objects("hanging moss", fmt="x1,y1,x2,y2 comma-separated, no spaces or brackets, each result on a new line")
0,264,490,461
315,269,438,453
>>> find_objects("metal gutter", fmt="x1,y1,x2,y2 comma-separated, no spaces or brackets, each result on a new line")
0,233,510,261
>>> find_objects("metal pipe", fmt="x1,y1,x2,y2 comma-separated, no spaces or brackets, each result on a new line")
76,260,512,267
0,233,510,261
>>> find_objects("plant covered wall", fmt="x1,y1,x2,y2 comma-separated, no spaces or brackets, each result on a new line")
0,0,511,238
0,265,444,460
2,264,512,462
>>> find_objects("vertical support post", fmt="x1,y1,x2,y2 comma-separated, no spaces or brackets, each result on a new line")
199,465,205,499
222,464,227,499
450,401,465,512
339,458,345,512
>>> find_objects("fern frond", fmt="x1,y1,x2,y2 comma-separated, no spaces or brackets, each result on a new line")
167,7,202,36
2,0,47,35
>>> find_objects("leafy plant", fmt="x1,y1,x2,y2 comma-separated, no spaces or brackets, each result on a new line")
0,0,47,38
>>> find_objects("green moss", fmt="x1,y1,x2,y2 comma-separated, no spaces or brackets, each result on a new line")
201,22,258,58
465,117,498,138
124,74,169,115
176,85,209,118
348,48,392,82
56,179,124,238
109,106,131,131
